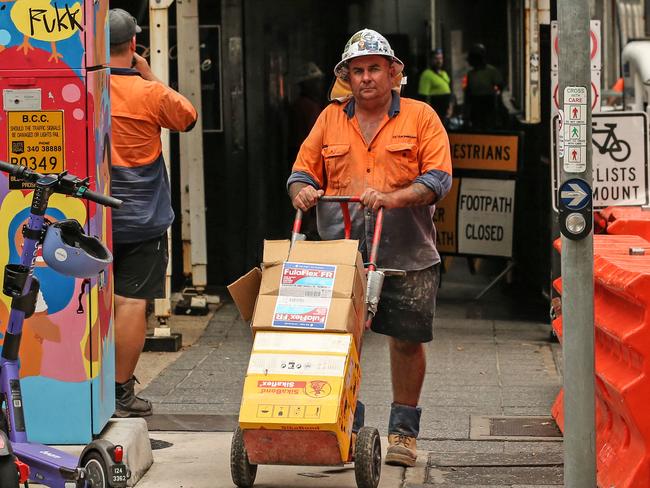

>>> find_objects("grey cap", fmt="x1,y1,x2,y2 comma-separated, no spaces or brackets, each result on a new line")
109,8,142,45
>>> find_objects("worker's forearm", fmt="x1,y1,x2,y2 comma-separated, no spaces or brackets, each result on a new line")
391,183,436,207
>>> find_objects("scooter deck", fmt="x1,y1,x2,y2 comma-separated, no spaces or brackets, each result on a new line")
12,441,79,484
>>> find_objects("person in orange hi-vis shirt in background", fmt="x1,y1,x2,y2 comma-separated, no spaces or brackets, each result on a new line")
108,9,197,418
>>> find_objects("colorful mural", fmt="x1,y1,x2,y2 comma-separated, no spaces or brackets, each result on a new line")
0,0,112,444
0,0,108,69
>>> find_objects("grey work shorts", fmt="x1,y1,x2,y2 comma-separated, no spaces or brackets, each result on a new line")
370,264,440,343
113,234,168,300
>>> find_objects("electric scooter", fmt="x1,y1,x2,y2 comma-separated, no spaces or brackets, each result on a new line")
0,160,130,488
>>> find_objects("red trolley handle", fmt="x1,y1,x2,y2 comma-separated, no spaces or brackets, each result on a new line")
292,196,384,271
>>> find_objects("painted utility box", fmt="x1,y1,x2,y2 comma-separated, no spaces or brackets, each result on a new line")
0,0,114,444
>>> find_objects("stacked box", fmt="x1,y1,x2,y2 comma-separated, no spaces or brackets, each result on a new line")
229,239,367,349
239,331,360,465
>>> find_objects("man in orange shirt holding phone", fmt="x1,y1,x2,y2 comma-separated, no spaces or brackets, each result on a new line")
108,9,197,418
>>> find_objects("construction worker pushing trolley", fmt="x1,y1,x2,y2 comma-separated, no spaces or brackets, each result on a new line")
288,28,452,467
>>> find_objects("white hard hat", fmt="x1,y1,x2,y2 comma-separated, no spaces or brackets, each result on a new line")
334,28,404,80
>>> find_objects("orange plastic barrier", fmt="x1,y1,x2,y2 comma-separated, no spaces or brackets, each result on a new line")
551,234,650,488
602,206,650,242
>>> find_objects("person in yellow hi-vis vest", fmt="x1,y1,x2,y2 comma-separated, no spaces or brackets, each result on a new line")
418,48,453,124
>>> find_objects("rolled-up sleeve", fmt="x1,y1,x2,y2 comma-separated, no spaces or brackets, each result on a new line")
416,105,452,202
414,169,452,203
287,171,319,191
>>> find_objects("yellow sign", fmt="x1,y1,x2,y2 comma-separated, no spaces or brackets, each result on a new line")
8,111,65,179
10,0,83,43
434,178,459,253
450,133,519,172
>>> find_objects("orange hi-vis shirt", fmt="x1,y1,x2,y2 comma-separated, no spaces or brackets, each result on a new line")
292,94,451,196
110,68,197,243
289,93,452,270
111,69,197,168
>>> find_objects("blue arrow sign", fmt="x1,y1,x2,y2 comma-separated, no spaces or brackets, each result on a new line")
559,178,592,210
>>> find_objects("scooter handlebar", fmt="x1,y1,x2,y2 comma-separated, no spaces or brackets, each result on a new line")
79,188,123,209
0,161,122,208
0,160,32,179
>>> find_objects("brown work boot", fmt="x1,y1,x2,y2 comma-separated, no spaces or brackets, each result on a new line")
385,433,417,467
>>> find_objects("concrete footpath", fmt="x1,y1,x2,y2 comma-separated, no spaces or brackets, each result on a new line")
132,265,564,488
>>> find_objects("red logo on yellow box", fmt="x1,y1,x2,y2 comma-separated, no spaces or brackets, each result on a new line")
306,380,332,398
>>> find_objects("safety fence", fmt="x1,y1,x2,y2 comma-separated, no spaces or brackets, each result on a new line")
599,207,650,242
551,232,650,488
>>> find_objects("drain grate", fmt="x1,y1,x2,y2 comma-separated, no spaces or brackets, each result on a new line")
426,466,563,485
145,413,238,432
490,416,562,437
426,452,564,486
470,415,563,441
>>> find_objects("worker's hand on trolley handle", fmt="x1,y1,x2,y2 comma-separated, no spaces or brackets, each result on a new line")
292,185,324,211
360,188,397,211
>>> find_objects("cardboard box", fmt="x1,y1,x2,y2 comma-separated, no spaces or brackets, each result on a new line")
239,332,361,464
228,239,367,347
253,295,360,333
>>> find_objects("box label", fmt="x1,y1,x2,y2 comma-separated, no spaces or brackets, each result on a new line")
253,331,351,354
255,379,333,399
272,262,337,329
247,353,347,376
8,111,65,189
272,296,331,329
280,262,337,298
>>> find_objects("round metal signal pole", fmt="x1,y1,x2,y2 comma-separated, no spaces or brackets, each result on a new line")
557,1,597,486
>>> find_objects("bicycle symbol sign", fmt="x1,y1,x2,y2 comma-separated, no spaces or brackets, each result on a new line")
592,122,631,162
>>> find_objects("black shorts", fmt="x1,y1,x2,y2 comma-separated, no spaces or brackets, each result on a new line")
370,264,440,343
113,234,168,300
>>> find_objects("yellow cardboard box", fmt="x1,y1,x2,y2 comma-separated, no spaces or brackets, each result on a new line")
239,331,361,463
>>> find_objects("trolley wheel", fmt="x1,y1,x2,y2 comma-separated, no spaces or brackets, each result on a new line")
354,426,381,488
230,428,257,488
81,451,109,488
0,455,19,488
